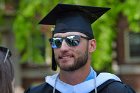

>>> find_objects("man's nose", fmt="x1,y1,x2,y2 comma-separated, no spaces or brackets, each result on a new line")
60,40,70,51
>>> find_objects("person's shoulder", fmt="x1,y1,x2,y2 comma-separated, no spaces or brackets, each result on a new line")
24,82,53,93
94,72,136,93
101,79,136,93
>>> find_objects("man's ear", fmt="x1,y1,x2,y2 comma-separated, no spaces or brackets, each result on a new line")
88,39,96,53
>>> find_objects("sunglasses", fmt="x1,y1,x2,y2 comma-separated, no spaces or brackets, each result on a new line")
49,35,90,49
0,46,11,63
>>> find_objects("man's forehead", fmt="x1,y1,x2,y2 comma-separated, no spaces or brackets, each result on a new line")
53,32,87,37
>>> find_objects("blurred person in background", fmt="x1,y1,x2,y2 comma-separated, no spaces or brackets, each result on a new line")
0,46,14,93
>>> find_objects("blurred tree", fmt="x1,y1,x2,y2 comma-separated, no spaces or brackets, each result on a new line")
0,0,5,30
13,0,140,71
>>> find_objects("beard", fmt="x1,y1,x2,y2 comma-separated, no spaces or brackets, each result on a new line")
55,47,88,72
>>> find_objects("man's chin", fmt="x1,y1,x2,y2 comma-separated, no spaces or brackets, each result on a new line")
59,64,81,72
58,64,74,71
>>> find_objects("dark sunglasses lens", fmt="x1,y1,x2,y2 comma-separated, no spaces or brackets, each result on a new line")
50,38,62,48
66,35,80,46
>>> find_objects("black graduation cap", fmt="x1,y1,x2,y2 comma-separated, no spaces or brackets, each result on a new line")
39,3,110,71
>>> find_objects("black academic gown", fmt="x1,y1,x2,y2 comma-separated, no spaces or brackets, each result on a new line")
24,79,135,93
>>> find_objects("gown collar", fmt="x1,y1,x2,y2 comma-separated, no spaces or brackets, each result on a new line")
45,70,121,93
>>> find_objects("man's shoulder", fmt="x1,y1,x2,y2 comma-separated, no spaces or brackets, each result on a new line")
97,79,136,93
24,82,55,93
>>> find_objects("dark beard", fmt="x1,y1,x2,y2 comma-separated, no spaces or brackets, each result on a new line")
57,48,88,72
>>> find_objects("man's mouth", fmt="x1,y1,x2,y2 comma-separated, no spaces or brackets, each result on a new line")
59,55,74,59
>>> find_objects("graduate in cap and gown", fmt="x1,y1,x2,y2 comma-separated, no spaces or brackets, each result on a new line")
24,3,136,93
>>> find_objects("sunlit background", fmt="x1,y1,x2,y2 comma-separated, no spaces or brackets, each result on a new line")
0,0,140,93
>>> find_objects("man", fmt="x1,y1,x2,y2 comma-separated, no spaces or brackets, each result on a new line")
24,3,135,93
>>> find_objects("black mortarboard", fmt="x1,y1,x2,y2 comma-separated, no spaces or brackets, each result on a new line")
39,3,110,71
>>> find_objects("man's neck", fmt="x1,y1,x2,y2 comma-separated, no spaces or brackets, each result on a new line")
59,64,91,85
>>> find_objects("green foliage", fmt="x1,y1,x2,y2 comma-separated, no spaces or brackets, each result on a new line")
0,0,5,26
13,0,140,71
13,0,48,63
123,0,140,32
